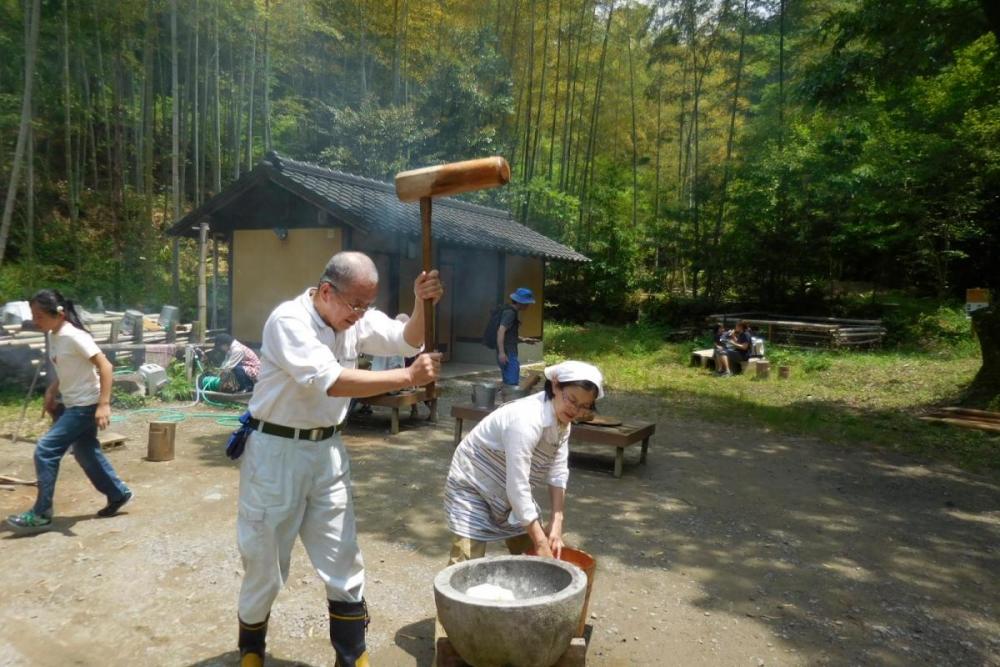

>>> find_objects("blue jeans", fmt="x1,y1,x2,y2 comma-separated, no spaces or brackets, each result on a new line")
498,352,520,386
33,404,130,517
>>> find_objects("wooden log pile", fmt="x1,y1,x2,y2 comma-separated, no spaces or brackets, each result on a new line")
708,312,887,349
920,407,1000,433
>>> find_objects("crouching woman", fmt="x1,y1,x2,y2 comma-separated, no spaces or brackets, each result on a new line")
442,360,604,563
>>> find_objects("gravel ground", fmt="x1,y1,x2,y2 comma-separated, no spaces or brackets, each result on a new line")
1,382,998,666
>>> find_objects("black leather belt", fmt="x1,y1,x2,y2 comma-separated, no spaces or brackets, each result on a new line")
248,417,342,441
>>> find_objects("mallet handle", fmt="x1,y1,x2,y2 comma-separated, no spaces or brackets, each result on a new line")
422,197,436,395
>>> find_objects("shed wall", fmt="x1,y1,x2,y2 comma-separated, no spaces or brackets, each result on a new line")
232,227,343,342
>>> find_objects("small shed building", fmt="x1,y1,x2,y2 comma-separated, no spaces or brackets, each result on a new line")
167,152,588,365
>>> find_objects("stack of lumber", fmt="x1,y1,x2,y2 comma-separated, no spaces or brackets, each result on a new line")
708,312,887,349
920,407,1000,433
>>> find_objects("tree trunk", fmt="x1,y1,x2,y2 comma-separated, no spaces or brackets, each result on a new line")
709,0,749,299
578,0,616,243
246,31,257,171
968,306,1000,405
547,0,563,181
0,0,41,270
171,0,181,304
214,2,222,194
528,0,551,182
979,0,1000,43
626,7,637,229
26,102,34,271
263,0,271,151
64,0,80,273
142,0,155,295
392,0,402,104
194,0,201,206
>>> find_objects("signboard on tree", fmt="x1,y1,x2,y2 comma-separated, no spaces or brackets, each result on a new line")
966,288,991,315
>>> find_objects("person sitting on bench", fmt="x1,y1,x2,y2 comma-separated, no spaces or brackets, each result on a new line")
715,320,751,377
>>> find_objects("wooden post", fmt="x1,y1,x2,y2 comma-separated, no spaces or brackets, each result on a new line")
778,365,790,379
191,320,204,346
211,235,219,330
755,361,771,380
197,220,209,344
132,314,145,368
108,318,121,364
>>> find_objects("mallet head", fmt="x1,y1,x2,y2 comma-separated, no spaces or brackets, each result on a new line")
394,157,511,202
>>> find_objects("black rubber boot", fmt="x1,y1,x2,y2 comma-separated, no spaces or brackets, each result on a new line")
238,615,268,666
329,599,370,667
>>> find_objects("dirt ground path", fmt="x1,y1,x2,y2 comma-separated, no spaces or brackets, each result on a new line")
1,384,998,667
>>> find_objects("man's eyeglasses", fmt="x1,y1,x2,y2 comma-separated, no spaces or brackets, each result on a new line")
322,281,375,314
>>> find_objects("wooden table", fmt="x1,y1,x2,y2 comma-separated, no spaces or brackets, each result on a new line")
450,404,654,478
359,387,438,434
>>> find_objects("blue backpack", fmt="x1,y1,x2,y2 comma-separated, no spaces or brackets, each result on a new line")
482,305,515,349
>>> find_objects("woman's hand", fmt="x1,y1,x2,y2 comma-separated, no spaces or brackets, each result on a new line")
528,520,553,558
533,540,554,558
95,402,111,430
547,532,564,559
43,393,59,419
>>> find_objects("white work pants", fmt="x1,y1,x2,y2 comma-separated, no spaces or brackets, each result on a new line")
237,430,365,624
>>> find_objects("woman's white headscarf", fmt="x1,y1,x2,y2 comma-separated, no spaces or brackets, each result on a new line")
543,360,604,399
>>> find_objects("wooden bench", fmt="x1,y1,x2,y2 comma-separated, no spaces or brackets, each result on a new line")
691,348,716,368
359,387,438,434
691,349,768,374
450,404,654,478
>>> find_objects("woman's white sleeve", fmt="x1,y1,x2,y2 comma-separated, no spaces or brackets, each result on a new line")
505,424,542,526
546,429,571,488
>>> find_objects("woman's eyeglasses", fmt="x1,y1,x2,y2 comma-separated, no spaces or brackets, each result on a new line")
561,388,596,414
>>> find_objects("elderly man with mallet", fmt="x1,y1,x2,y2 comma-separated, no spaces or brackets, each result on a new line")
233,157,509,667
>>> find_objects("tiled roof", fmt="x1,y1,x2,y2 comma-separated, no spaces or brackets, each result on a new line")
168,152,589,263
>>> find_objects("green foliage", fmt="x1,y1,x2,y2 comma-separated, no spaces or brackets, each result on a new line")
160,361,194,402
544,320,997,474
318,100,432,179
0,0,996,349
111,388,146,410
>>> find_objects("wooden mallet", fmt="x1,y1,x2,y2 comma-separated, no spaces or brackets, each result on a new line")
394,157,511,393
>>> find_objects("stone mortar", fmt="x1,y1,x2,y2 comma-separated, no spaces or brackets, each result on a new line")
434,555,586,667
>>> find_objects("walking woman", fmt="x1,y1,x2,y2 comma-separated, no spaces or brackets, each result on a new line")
6,290,132,532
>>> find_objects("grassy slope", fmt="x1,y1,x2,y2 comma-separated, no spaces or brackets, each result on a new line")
544,322,998,475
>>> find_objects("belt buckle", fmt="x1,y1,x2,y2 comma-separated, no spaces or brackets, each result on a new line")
307,428,324,442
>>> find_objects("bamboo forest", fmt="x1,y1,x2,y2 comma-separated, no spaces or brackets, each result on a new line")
0,0,998,319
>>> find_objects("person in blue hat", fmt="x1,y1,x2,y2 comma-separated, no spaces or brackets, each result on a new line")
495,287,538,388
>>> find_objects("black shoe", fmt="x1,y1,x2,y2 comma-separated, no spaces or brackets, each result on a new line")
98,491,133,517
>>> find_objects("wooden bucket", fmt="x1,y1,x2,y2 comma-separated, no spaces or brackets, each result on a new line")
527,546,597,638
147,421,176,462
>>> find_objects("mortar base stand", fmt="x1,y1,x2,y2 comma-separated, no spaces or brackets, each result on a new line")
435,633,589,667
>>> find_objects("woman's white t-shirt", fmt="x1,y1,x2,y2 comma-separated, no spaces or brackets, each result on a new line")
49,322,101,407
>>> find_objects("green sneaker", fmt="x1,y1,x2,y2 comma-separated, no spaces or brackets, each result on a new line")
6,510,52,533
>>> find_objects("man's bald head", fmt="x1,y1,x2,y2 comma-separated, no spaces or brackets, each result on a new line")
320,251,379,290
